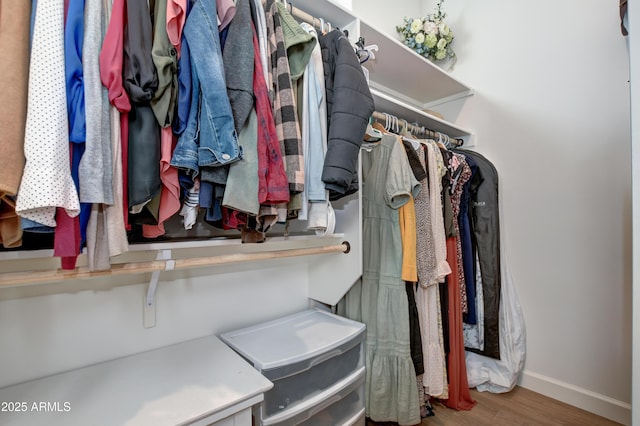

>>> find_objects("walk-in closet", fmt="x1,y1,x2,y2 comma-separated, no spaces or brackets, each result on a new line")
0,0,633,425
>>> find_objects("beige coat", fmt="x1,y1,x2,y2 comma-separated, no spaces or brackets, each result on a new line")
0,1,31,247
0,1,30,197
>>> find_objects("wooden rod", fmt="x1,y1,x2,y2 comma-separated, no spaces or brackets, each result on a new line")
173,242,350,269
289,4,329,33
0,242,351,288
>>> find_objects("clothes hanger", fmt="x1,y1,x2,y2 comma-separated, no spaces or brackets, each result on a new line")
355,37,378,64
400,119,410,136
372,120,387,134
363,44,378,60
444,134,452,149
387,114,394,133
436,131,447,149
400,120,421,150
370,114,387,134
364,118,383,142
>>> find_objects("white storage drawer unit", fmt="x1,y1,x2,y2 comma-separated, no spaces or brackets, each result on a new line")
219,309,365,424
262,366,365,426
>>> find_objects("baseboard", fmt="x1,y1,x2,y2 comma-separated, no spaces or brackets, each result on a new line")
519,370,631,425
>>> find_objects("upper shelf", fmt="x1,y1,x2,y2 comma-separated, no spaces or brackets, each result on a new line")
291,0,473,109
370,88,473,141
360,20,473,108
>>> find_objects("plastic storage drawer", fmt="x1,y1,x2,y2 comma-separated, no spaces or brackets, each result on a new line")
262,366,365,426
219,309,366,419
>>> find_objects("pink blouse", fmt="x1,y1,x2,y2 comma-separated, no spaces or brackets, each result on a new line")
166,0,187,53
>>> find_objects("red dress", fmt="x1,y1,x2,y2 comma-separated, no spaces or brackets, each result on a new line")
443,156,476,411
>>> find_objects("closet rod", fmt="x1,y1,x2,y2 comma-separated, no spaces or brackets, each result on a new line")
0,241,351,287
288,3,331,33
371,111,464,147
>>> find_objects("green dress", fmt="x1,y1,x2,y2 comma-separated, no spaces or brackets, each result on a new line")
346,134,421,425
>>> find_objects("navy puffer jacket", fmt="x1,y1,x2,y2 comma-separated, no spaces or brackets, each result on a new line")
319,30,375,201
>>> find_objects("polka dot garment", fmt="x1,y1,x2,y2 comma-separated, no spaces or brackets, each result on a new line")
16,0,80,227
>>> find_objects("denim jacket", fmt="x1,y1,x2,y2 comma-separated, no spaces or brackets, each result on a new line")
171,0,240,177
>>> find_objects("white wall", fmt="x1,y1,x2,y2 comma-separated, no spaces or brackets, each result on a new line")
0,260,310,388
628,1,640,425
428,0,632,423
352,0,423,39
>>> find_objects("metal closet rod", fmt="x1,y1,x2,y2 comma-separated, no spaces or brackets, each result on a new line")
371,111,464,147
0,241,351,287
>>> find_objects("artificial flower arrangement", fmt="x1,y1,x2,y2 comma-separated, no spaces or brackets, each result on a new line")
396,1,456,69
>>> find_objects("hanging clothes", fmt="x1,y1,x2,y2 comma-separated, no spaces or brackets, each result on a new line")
100,0,132,239
250,0,269,87
298,22,329,228
454,151,525,392
443,155,476,411
0,0,31,248
251,25,289,207
172,0,240,177
256,0,304,225
458,149,502,360
151,0,179,129
17,0,80,231
464,253,486,350
346,133,421,425
167,0,188,55
80,0,113,207
142,0,181,239
82,0,117,270
170,0,192,136
440,149,468,314
217,0,236,30
124,0,161,222
459,153,478,324
466,249,526,393
319,29,374,201
277,2,316,216
425,143,451,284
223,0,254,135
414,142,449,399
55,0,92,270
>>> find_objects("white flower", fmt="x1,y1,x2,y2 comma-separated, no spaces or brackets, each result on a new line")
424,33,437,48
439,22,449,36
397,7,455,67
410,18,423,34
423,21,438,34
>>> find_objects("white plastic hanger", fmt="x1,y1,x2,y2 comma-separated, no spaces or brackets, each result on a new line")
363,44,379,60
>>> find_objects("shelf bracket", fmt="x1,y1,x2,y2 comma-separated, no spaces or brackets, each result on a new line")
143,249,173,329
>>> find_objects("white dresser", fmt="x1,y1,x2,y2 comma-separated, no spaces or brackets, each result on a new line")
0,336,272,426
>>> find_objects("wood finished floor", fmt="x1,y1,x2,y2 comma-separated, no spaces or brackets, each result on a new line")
366,387,622,426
